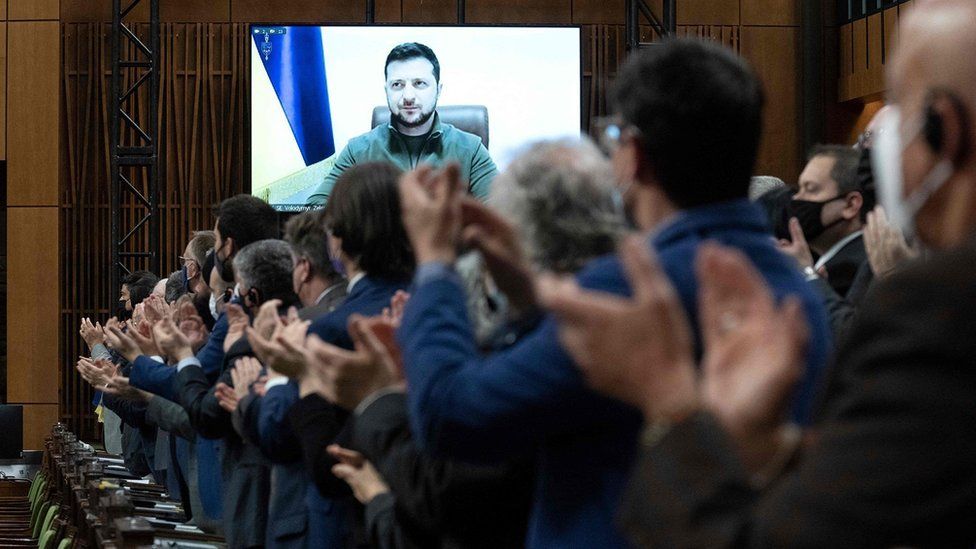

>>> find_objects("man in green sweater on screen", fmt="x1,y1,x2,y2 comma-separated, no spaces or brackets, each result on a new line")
306,42,498,206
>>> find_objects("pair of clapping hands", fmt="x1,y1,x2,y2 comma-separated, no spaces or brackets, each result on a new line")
100,295,210,365
218,291,411,414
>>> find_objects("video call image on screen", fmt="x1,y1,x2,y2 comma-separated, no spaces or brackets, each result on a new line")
251,25,582,210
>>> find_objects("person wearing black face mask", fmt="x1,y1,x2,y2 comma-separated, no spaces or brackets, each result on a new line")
778,145,872,298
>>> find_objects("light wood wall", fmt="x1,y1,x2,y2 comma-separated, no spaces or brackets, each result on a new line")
4,0,61,451
838,1,914,102
6,0,815,447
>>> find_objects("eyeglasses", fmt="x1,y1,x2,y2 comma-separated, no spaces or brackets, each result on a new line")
178,256,198,267
592,116,640,157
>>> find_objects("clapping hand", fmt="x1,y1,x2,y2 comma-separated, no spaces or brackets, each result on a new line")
460,196,537,316
303,315,401,410
152,316,194,362
864,205,918,277
777,217,817,272
247,309,310,379
399,164,464,265
381,291,411,329
329,445,389,505
79,317,106,352
224,304,250,353
696,243,808,469
104,324,142,363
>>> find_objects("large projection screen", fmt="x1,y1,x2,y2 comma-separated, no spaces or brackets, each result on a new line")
251,25,582,210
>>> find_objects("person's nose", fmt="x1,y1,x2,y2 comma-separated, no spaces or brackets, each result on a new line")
402,85,416,103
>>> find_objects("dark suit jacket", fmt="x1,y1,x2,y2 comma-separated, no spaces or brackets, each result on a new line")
820,233,868,298
810,259,873,345
619,241,976,548
347,391,533,549
398,199,832,548
298,281,349,322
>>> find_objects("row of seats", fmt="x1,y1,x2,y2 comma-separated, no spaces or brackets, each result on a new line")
0,424,226,549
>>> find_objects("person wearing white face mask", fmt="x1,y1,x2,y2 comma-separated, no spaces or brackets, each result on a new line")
534,1,976,547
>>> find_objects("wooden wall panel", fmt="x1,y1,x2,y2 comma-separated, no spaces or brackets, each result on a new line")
677,25,739,50
676,0,738,26
162,0,230,22
0,0,6,20
741,26,800,180
400,0,456,23
883,7,897,64
466,0,572,24
573,0,627,25
6,208,59,404
7,21,59,206
231,0,364,23
0,23,6,162
8,0,57,20
19,404,59,450
374,0,402,23
741,0,799,26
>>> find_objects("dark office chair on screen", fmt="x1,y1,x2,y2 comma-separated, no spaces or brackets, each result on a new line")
371,105,490,148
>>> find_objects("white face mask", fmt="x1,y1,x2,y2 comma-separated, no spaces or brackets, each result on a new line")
208,292,219,321
871,106,955,240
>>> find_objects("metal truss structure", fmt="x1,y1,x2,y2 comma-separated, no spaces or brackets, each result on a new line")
110,0,160,296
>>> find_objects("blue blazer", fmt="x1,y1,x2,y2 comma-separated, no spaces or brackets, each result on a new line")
255,275,408,548
398,199,831,548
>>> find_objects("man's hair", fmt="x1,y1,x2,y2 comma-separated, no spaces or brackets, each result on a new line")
187,230,216,265
490,138,624,273
122,270,159,307
808,144,874,220
283,210,339,282
610,38,764,209
165,269,187,303
214,195,279,249
385,42,440,83
232,239,299,304
325,162,415,281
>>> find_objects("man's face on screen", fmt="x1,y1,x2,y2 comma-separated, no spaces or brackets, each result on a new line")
385,57,441,131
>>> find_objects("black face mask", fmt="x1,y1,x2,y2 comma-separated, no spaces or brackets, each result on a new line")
117,300,131,321
213,244,235,284
787,195,847,241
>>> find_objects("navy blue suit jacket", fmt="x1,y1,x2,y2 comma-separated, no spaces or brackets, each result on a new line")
398,199,831,548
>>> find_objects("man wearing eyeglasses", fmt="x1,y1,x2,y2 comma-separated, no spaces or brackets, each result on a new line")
180,230,216,295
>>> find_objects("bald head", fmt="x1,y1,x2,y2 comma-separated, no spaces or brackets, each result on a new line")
887,0,976,248
891,0,976,112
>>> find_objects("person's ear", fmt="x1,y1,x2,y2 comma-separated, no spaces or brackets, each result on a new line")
186,261,199,279
842,192,864,221
437,81,443,96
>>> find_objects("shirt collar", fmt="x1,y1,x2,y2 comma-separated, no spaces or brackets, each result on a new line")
813,230,864,271
315,282,345,306
347,272,366,293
